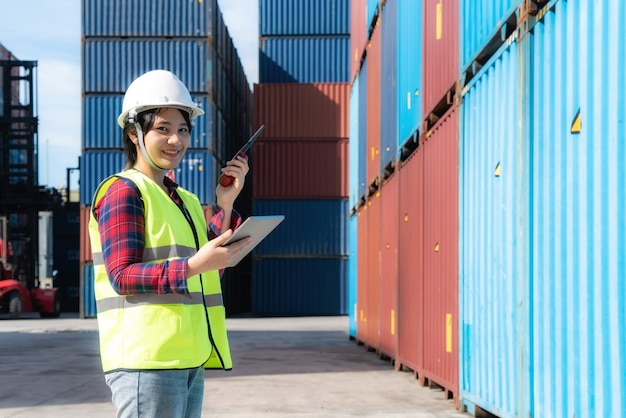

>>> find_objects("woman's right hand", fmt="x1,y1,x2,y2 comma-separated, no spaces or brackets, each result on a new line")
186,230,252,277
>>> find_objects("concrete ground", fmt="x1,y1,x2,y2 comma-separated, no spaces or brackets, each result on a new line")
0,314,468,417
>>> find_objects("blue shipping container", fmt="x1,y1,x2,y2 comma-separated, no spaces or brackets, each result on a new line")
259,0,350,35
348,214,358,337
380,0,398,171
397,0,423,148
458,36,522,418
259,36,350,83
252,257,348,316
252,199,349,257
358,60,368,201
82,0,217,38
81,263,96,318
529,0,626,416
349,76,361,210
82,95,217,151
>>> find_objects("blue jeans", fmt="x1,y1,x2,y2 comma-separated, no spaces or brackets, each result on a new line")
104,367,204,418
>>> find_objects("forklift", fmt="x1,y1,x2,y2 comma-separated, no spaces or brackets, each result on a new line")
0,59,61,318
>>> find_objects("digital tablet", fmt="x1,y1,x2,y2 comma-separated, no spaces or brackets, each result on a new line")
221,215,285,267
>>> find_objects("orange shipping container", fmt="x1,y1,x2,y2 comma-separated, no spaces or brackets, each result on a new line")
350,0,367,83
252,139,349,199
422,108,458,398
379,172,399,360
396,146,425,375
253,83,350,139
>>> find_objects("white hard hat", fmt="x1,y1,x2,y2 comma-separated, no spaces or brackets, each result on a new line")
117,70,204,128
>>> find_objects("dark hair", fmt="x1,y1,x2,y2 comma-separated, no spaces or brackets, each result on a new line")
122,108,192,169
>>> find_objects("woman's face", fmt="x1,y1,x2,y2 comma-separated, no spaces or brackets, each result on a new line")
132,107,191,173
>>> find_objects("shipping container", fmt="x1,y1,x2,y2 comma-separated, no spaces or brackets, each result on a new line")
82,39,217,94
367,0,380,35
380,0,398,173
259,36,350,83
252,199,349,257
378,172,399,360
366,22,381,187
259,0,350,35
252,257,348,316
349,76,361,209
253,83,350,139
80,150,218,205
252,139,349,199
528,1,626,416
356,205,369,344
82,0,217,38
458,35,522,418
350,0,367,82
422,0,459,122
348,213,358,337
396,145,424,375
397,0,423,148
459,0,519,80
81,262,96,318
421,107,458,399
53,204,80,313
82,95,217,150
79,206,93,264
358,61,369,201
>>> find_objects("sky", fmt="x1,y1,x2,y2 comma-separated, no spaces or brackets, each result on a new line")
0,0,259,191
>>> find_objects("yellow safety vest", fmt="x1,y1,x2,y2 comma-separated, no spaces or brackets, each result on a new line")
88,169,232,373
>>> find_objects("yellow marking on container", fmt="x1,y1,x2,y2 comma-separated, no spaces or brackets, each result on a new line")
354,48,359,61
391,310,395,335
386,243,390,249
404,214,409,222
360,309,364,321
436,1,443,40
375,191,380,198
571,109,581,134
446,313,452,353
434,242,439,252
495,162,501,177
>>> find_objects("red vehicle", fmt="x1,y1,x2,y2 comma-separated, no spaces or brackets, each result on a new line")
0,217,61,319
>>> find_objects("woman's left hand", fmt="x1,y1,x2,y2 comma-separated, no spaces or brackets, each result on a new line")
216,155,249,207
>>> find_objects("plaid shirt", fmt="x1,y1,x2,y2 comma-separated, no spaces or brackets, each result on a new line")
93,175,242,297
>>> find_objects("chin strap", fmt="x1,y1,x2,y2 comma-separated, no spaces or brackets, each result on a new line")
129,111,165,171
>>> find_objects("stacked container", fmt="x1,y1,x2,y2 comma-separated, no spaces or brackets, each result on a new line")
252,0,350,316
79,0,252,317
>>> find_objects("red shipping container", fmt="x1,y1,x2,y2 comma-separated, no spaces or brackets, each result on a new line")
366,190,381,350
79,206,93,264
253,83,350,139
356,205,370,345
366,22,381,187
350,0,367,82
422,107,458,398
422,0,459,121
379,172,399,360
396,146,425,376
252,139,349,199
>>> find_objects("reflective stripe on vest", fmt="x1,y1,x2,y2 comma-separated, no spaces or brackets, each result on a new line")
88,170,232,372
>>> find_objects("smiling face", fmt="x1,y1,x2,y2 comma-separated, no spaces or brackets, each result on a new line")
130,107,191,181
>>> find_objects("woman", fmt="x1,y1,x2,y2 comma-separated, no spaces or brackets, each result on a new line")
88,70,252,417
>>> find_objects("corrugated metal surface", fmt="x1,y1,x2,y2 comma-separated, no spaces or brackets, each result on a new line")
367,0,380,32
366,191,381,349
379,173,399,359
82,0,216,37
349,77,361,209
80,150,217,205
459,0,519,71
82,95,217,150
358,61,368,200
348,214,358,337
252,139,348,199
350,0,367,82
397,0,423,147
396,146,424,374
422,107,458,395
253,83,350,139
530,1,626,416
81,263,96,318
422,0,459,118
82,39,216,93
252,257,348,316
459,37,521,418
356,206,370,345
380,0,398,171
366,24,381,186
259,0,350,35
252,199,348,256
259,36,350,83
